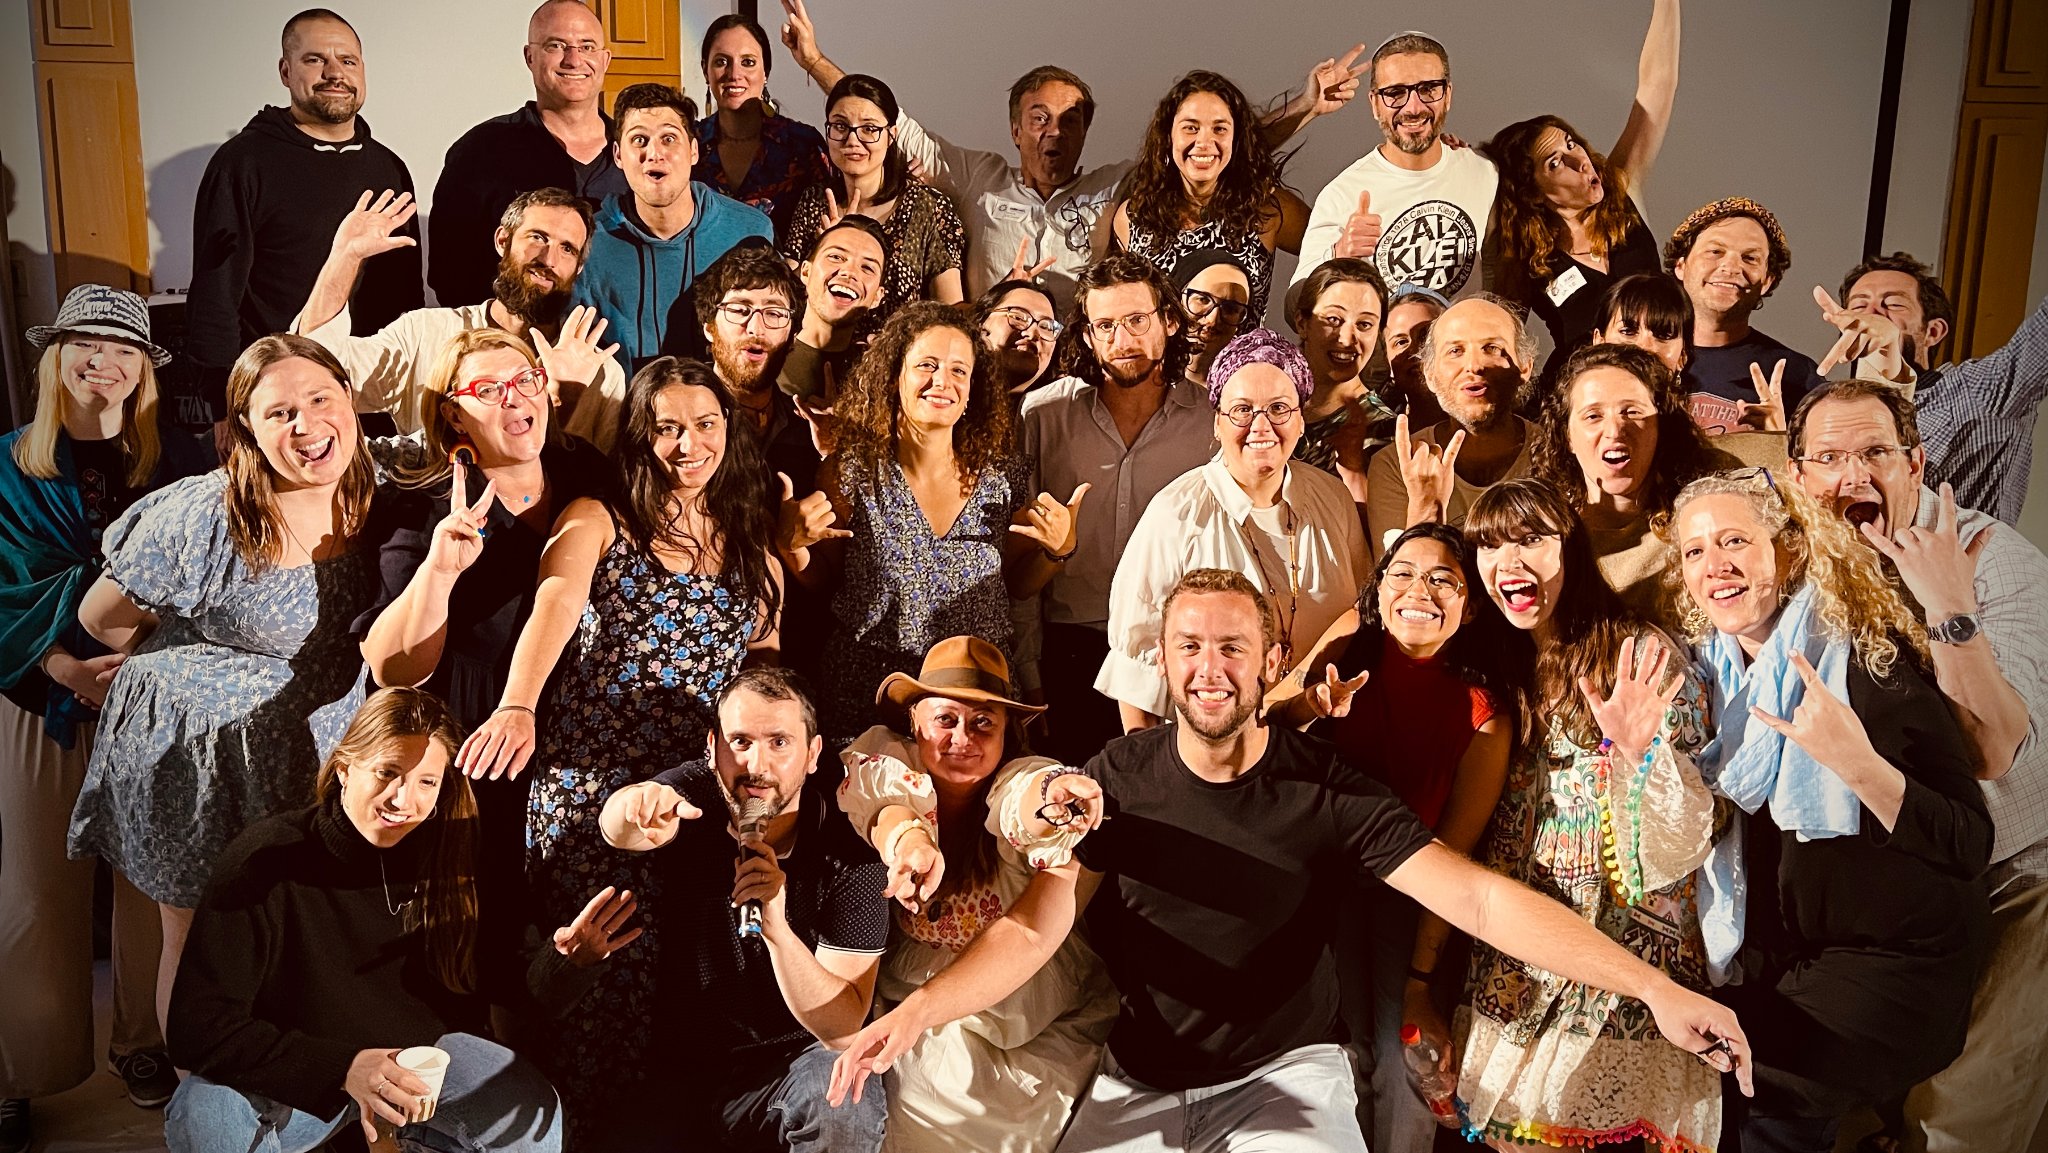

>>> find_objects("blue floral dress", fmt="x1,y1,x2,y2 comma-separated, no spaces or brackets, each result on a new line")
524,520,757,1122
67,471,372,907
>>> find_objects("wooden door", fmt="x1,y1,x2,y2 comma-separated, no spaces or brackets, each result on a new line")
1941,0,2048,356
30,0,151,295
595,0,685,113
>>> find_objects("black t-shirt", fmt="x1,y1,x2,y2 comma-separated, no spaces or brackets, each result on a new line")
647,760,890,1075
1682,328,1823,435
1072,725,1436,1090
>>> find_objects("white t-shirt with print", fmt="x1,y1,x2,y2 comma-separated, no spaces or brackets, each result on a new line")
1288,144,1499,311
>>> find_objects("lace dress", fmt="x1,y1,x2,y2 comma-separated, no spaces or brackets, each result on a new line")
523,522,758,1122
1122,216,1275,319
1453,654,1722,1151
838,727,1117,1153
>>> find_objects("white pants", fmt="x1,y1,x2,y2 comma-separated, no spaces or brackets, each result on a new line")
1055,1043,1366,1153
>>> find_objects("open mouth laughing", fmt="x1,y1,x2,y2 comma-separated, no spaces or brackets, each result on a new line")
1495,577,1540,616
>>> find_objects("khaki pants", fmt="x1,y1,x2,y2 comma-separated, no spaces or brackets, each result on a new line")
0,695,162,1098
1902,873,2048,1152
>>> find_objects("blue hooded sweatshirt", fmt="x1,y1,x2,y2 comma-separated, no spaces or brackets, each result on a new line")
571,183,772,373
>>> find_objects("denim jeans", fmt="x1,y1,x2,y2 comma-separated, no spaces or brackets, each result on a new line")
164,1031,563,1153
605,1040,885,1153
1055,1043,1367,1152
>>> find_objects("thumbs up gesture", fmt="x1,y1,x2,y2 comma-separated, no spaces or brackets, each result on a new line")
1334,190,1382,261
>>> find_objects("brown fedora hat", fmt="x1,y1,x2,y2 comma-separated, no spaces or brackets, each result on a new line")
877,636,1046,717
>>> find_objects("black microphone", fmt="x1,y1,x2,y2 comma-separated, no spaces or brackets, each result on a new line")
736,795,773,938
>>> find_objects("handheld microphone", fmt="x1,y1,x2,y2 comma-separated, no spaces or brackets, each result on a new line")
736,795,774,938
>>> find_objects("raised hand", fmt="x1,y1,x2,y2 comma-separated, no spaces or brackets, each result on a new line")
1302,44,1368,117
425,462,497,578
881,823,943,914
533,305,619,407
1861,482,1988,623
1004,237,1058,284
553,886,644,967
1395,413,1464,526
331,189,418,263
1334,190,1382,261
1008,483,1092,558
344,1047,434,1144
455,706,537,781
1734,359,1787,432
823,185,867,228
778,0,822,73
1748,651,1880,776
1577,634,1680,763
1306,663,1371,720
777,471,852,557
1814,285,1907,382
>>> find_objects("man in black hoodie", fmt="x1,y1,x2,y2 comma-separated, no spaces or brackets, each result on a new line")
185,7,422,443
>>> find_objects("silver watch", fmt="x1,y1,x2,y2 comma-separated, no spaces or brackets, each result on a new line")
1928,613,1982,645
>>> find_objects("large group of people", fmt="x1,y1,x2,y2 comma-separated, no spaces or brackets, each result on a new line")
5,2,2048,1153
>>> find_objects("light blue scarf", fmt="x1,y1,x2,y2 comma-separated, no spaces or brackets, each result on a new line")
1694,580,1862,983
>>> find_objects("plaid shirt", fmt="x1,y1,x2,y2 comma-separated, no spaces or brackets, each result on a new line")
1931,486,2048,883
1916,296,2048,527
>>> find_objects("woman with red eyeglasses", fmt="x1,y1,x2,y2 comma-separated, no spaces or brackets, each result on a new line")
355,328,611,1001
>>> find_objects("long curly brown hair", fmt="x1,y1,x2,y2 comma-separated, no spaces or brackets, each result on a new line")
1484,115,1642,305
1534,342,1714,525
1121,71,1290,249
835,301,1011,486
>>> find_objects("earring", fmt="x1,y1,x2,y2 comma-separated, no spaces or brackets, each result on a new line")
763,87,779,118
449,440,479,467
426,804,437,819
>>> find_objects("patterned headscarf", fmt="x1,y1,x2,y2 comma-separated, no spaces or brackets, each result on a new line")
1663,196,1793,286
1206,327,1314,408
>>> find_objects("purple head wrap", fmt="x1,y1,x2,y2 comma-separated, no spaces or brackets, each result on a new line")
1207,327,1314,408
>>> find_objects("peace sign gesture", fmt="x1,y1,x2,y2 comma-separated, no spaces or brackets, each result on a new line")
823,185,867,228
1748,651,1879,776
1735,359,1787,432
1578,634,1680,764
778,0,823,73
1395,413,1465,527
330,189,417,263
552,886,644,968
1302,43,1369,118
1004,237,1058,284
426,461,497,578
1860,482,1988,623
1305,663,1370,720
1008,483,1092,558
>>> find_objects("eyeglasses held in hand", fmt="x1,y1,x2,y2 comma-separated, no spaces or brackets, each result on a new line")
825,121,889,144
991,306,1062,339
1086,310,1161,342
1220,401,1299,428
1793,445,1910,475
1181,288,1250,325
716,302,794,330
1373,78,1448,109
449,367,548,407
1382,566,1465,597
1035,800,1090,828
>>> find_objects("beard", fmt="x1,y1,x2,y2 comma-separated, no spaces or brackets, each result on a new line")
294,86,360,125
1169,680,1264,743
1379,110,1442,155
1101,352,1162,388
713,337,789,396
493,255,572,327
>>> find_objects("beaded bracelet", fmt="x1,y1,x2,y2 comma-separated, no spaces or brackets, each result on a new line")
1595,736,1659,906
880,817,930,864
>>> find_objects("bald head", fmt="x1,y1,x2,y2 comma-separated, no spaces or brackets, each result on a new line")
1422,296,1531,432
527,0,608,107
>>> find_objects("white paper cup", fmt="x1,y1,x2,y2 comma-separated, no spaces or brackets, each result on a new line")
395,1045,450,1122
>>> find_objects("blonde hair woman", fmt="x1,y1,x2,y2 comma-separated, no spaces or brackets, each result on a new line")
69,333,380,1041
1666,469,1991,1151
1,285,180,1130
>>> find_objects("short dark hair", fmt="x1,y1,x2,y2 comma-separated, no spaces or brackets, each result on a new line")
1161,568,1279,656
1838,251,1954,359
971,279,1056,328
497,187,595,257
1369,33,1450,84
700,13,773,73
1009,65,1095,128
1289,258,1387,334
1594,272,1693,343
1787,377,1922,459
611,83,697,144
1057,253,1187,387
805,212,891,266
693,240,801,329
716,666,819,741
282,7,357,53
826,74,908,206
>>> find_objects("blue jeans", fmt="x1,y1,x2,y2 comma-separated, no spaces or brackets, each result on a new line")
606,1041,885,1153
164,1032,563,1153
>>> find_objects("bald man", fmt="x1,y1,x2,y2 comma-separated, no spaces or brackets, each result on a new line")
430,0,629,305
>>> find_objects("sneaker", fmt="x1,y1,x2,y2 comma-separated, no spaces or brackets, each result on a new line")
0,1099,28,1153
107,1049,177,1109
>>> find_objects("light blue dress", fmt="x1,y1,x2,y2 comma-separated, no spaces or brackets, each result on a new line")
66,471,372,907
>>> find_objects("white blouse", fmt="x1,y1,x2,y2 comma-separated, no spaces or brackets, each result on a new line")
1095,457,1369,717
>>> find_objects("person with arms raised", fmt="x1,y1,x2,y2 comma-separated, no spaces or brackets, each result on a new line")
692,13,832,231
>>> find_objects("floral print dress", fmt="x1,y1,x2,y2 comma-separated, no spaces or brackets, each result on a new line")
524,523,757,1122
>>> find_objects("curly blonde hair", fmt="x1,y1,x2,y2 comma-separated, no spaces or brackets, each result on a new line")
1659,469,1927,679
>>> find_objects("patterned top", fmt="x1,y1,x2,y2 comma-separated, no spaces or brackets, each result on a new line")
779,180,966,342
1456,653,1721,1151
693,112,832,231
1122,216,1276,320
67,471,373,907
1916,295,2048,526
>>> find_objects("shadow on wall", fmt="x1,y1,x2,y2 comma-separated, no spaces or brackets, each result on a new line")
148,145,219,294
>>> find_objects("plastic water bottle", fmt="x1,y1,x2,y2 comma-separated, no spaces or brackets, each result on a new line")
1400,1023,1460,1128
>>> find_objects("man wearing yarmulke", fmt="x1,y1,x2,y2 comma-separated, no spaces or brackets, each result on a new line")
1665,196,1823,435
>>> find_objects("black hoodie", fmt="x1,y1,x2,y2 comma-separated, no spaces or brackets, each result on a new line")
186,106,422,411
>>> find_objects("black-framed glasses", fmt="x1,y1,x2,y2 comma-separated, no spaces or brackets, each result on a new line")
1373,78,1448,109
1793,445,1910,475
825,121,888,144
1181,288,1249,326
990,306,1061,339
1220,400,1299,428
1086,310,1161,342
1035,800,1090,828
1383,566,1465,597
716,302,794,330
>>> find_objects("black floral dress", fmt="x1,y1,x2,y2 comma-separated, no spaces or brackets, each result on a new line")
524,523,756,1124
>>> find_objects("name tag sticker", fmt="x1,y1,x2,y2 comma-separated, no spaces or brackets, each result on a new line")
1546,265,1589,307
990,200,1031,222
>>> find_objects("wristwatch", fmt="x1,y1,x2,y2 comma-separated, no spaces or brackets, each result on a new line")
1928,613,1982,645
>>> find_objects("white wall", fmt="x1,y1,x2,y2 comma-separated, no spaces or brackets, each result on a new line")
2,0,57,329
